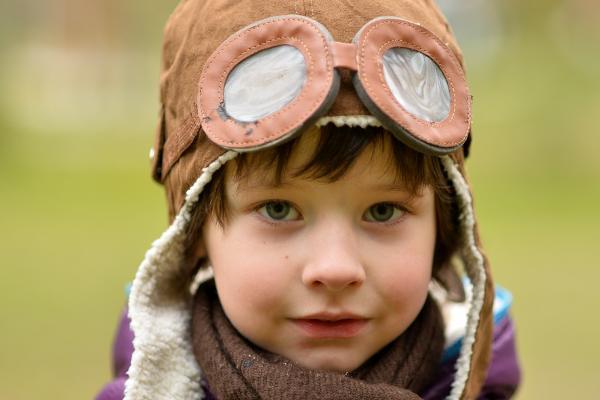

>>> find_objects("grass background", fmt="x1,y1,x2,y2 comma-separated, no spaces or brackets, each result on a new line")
0,1,599,398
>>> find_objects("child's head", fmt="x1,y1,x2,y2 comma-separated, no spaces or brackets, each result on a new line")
126,1,496,398
186,124,459,372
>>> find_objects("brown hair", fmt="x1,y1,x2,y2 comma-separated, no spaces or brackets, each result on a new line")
185,124,463,294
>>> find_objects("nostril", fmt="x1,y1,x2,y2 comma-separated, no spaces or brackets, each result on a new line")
302,264,365,292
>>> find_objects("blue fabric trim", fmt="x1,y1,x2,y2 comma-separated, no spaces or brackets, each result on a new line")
442,337,463,364
493,284,512,325
441,284,513,363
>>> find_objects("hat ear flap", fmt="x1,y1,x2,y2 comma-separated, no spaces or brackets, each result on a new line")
440,155,493,400
125,151,238,399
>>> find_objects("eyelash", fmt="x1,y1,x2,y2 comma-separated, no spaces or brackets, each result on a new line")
254,200,302,225
364,202,409,226
253,201,409,227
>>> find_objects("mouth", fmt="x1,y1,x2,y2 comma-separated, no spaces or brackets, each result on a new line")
291,313,369,339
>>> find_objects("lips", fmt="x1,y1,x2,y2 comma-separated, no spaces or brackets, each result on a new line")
292,313,369,339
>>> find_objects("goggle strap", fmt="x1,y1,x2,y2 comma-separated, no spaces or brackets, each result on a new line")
331,42,358,70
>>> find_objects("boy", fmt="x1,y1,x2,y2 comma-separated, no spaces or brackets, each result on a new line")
97,0,521,399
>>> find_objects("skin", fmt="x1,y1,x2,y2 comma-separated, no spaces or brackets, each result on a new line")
199,130,436,373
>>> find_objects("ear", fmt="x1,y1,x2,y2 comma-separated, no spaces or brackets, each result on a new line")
434,263,466,302
184,236,210,286
191,235,208,260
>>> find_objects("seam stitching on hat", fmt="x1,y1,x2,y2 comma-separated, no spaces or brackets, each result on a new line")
162,113,201,177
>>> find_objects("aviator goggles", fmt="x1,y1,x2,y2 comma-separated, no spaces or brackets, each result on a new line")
197,15,471,156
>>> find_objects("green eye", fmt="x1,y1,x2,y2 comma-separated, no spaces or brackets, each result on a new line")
364,203,404,222
259,201,299,221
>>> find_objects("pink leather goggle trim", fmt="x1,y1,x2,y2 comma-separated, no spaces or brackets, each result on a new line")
355,18,471,148
196,15,470,154
197,16,335,151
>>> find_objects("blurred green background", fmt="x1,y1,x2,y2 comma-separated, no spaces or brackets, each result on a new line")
0,0,598,398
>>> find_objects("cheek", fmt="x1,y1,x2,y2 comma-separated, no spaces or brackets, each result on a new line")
366,231,435,311
205,223,296,312
377,253,432,303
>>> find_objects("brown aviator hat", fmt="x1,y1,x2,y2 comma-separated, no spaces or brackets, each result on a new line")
127,0,495,399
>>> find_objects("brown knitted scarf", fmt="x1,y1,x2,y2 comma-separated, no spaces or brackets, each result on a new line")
191,281,444,400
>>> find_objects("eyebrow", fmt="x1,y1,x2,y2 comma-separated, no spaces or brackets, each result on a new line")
362,183,425,201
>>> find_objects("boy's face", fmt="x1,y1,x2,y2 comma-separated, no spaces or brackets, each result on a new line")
201,131,436,373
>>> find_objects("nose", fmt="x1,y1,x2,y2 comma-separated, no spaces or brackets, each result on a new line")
301,222,366,292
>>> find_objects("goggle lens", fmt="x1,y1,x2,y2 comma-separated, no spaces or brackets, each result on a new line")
224,45,308,122
382,47,450,123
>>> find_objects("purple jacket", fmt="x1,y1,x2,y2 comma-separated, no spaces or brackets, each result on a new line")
97,292,521,399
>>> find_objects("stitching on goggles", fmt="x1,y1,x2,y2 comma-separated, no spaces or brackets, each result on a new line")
191,14,470,160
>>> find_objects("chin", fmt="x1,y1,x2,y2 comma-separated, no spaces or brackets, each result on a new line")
295,351,364,374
